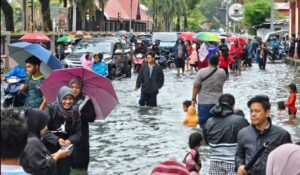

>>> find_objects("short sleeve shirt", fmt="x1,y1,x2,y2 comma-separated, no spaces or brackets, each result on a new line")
194,67,226,104
24,74,45,109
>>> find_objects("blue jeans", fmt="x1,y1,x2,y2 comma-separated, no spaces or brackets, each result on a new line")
139,92,157,107
198,104,215,128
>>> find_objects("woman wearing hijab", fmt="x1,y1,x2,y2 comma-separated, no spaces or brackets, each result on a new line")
68,77,96,172
43,86,81,175
20,109,69,175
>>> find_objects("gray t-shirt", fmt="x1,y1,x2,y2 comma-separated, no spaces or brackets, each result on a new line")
194,66,226,104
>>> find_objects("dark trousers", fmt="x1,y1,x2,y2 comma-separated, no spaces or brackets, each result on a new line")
57,157,71,175
221,67,229,78
259,57,266,69
247,58,252,67
139,92,157,107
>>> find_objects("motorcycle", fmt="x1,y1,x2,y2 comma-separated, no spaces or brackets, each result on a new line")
269,45,286,63
3,76,26,108
158,48,176,69
133,53,144,73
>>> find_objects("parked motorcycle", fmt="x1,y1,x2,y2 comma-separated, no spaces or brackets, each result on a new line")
3,76,26,108
158,48,175,69
133,53,144,73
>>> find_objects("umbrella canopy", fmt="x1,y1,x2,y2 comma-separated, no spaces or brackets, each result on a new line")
20,33,51,43
41,68,119,120
227,36,246,45
8,42,63,76
193,32,220,42
57,36,74,43
178,32,199,41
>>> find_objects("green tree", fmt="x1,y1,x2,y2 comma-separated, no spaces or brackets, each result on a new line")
199,0,222,23
243,0,270,34
1,0,14,31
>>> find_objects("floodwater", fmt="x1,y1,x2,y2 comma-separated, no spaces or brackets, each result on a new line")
1,62,299,175
88,63,300,175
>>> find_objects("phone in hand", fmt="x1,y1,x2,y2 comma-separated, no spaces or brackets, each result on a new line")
60,144,74,155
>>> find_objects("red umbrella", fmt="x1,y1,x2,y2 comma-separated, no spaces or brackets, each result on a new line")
227,36,246,45
20,33,51,43
179,32,199,41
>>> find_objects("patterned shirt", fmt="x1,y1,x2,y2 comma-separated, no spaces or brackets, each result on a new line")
24,74,45,109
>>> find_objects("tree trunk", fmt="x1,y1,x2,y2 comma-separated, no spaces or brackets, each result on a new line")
39,0,52,31
1,0,14,31
152,0,155,31
63,0,67,7
76,6,82,30
176,16,180,32
183,13,188,31
22,0,27,31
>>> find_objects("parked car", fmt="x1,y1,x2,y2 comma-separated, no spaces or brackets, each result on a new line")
152,32,178,51
136,34,152,47
63,37,132,79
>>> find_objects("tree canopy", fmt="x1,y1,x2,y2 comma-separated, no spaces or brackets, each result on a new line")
243,0,270,34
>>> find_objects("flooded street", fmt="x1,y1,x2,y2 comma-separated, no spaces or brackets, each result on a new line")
1,62,299,175
87,63,300,175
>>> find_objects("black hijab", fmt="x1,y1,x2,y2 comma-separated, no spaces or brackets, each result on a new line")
25,109,50,138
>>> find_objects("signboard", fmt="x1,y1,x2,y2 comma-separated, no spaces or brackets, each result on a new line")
228,3,243,21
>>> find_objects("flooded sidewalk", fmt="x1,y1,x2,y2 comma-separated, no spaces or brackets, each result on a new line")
88,63,300,175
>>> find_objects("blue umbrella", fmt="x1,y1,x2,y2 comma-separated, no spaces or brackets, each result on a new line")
8,42,63,76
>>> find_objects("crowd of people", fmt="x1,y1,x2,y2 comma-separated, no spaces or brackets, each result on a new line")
1,32,299,175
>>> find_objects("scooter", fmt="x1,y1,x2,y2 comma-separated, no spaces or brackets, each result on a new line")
269,46,286,63
133,53,144,73
3,76,26,108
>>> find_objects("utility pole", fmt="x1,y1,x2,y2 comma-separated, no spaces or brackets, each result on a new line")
225,1,229,32
270,0,274,32
129,0,132,32
72,0,77,32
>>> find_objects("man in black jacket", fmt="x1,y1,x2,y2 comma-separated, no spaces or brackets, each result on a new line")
203,94,249,175
135,52,164,107
236,95,292,175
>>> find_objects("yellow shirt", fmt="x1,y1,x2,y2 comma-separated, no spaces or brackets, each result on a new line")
183,106,198,127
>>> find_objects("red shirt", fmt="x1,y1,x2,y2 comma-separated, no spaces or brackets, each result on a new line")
186,44,193,56
285,93,297,114
219,55,234,68
229,44,243,59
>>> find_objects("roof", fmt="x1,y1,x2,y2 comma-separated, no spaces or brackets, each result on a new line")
104,0,150,21
275,2,289,10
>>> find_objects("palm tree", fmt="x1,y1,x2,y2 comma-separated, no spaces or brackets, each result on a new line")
1,0,14,31
78,0,96,30
39,0,52,31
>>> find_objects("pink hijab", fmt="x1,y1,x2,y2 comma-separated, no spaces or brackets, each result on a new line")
266,143,300,175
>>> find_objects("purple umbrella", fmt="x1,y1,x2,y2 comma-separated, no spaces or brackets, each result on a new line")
41,68,119,120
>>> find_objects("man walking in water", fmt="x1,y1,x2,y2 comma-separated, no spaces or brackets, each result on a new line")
135,52,164,107
191,55,226,128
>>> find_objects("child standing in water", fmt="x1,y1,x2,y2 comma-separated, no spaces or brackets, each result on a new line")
277,101,288,119
182,100,198,127
285,84,297,124
183,132,202,175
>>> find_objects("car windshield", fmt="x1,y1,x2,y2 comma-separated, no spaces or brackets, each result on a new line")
73,41,112,54
152,33,177,42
